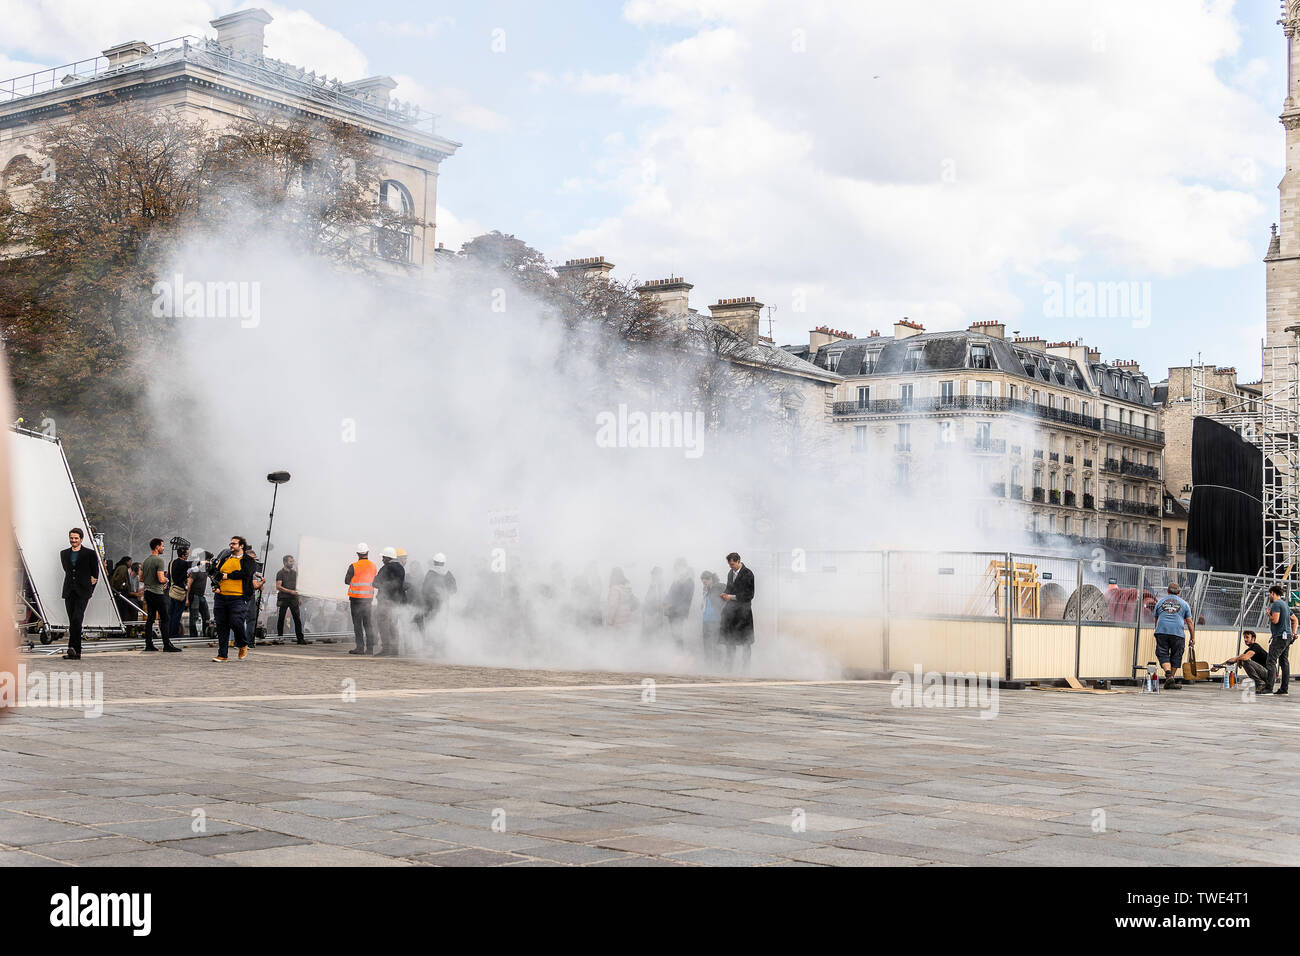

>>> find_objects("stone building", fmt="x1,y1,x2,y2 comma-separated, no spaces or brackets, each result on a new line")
1157,364,1260,499
0,8,459,268
783,319,1167,564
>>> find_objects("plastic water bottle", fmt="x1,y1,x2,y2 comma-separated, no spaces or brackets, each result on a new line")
1223,669,1230,689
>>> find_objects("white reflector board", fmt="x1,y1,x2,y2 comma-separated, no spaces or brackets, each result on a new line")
10,429,121,630
295,535,361,602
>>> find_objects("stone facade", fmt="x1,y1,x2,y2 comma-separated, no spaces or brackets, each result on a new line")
0,9,459,269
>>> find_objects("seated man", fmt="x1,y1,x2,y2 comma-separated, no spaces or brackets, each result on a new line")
1210,630,1271,690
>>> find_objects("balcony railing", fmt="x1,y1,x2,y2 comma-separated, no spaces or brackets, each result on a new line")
1120,460,1160,480
1105,538,1170,558
830,396,1104,431
1102,458,1121,473
1102,419,1164,444
1049,452,1060,463
1048,489,1061,505
895,442,912,453
967,438,1007,454
1064,454,1074,465
1032,487,1045,503
1032,449,1044,460
1083,493,1095,509
989,481,1006,497
1104,498,1160,517
1064,490,1077,507
1083,458,1093,468
1010,483,1024,500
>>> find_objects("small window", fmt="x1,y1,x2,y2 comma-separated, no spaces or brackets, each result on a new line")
856,386,870,409
827,351,843,372
903,345,923,372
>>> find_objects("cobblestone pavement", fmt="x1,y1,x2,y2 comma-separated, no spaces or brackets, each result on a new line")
0,642,1295,866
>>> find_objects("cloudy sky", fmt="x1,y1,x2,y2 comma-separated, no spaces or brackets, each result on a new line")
0,0,1285,378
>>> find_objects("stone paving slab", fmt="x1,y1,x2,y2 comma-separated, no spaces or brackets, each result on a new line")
1,643,1296,865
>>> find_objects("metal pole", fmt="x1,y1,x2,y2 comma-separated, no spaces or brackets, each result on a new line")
1005,551,1014,680
1133,564,1145,680
1237,572,1249,655
1074,557,1083,681
252,482,279,641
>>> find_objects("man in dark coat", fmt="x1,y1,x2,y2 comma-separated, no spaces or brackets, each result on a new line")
720,551,755,671
60,527,98,660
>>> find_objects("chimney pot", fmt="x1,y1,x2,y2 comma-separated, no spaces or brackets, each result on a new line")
210,8,273,57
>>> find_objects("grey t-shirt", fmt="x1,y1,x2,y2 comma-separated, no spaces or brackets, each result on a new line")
1269,598,1290,639
141,554,166,595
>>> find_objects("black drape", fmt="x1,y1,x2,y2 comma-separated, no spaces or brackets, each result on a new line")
1187,417,1262,575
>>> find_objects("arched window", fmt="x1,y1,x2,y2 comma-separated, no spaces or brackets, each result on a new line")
2,153,39,191
375,179,415,262
379,179,413,217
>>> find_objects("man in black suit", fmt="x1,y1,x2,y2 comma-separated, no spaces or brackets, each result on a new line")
720,551,755,671
60,527,98,660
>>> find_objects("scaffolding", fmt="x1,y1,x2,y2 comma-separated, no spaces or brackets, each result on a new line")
1193,339,1300,582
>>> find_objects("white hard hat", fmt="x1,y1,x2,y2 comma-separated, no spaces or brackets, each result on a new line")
433,553,447,564
357,542,369,554
381,546,398,559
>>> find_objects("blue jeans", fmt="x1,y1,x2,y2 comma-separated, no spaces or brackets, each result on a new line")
189,594,210,636
214,595,248,658
167,595,186,643
1267,635,1291,692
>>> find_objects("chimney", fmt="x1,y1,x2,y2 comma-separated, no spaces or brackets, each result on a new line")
808,324,855,354
556,256,616,281
1012,335,1047,353
710,297,763,345
1114,359,1143,376
1086,346,1101,364
893,317,924,340
1046,339,1090,366
635,276,693,316
210,8,273,57
102,41,153,66
967,320,1005,339
343,75,398,104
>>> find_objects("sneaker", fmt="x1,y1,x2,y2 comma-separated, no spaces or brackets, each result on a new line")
238,647,248,660
348,648,365,655
61,653,81,660
1276,690,1289,696
1259,687,1274,695
296,638,308,645
142,645,159,652
211,656,227,663
163,645,183,653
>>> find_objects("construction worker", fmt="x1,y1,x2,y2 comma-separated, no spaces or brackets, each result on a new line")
373,546,406,656
421,552,458,650
345,543,377,655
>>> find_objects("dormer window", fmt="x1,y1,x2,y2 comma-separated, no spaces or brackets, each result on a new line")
827,351,843,372
970,344,991,369
864,350,881,373
902,345,923,372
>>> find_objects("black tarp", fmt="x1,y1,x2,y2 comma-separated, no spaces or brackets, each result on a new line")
1187,417,1262,575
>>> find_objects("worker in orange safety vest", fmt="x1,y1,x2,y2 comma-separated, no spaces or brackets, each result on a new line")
345,543,378,655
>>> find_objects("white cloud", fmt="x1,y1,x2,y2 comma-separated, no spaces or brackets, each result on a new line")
564,0,1274,338
393,75,508,133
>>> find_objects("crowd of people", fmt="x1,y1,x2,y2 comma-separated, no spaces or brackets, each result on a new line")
59,528,760,671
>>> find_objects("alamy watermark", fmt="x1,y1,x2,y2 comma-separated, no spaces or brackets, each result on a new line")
151,272,261,328
1042,274,1151,328
890,666,999,719
0,666,103,717
595,404,705,459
